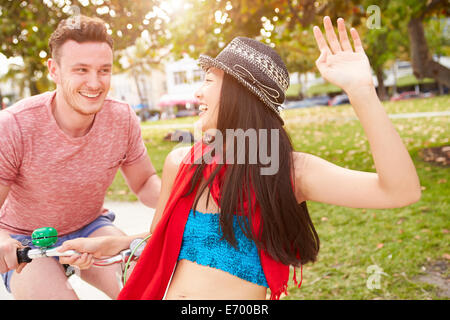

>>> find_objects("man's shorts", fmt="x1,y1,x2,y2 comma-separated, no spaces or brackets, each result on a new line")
1,211,116,293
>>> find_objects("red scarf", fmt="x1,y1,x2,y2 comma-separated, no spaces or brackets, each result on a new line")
117,141,302,300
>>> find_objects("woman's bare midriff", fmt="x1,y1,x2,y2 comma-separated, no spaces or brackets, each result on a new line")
165,259,267,300
164,184,267,300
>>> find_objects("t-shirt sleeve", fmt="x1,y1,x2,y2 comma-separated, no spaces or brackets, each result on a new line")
0,111,23,186
122,105,148,166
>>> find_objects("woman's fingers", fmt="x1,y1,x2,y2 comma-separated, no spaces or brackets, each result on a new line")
59,253,78,265
350,27,365,53
315,17,362,54
58,238,86,252
77,253,94,269
337,18,353,51
323,16,342,54
60,252,93,270
313,25,331,55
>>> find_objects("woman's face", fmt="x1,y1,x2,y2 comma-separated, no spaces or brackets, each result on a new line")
194,67,224,132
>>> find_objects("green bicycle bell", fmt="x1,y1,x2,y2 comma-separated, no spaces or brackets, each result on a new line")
31,227,58,248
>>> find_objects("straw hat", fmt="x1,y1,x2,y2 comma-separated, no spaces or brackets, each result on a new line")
198,37,289,124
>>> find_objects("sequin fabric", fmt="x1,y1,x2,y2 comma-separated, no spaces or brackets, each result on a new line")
178,209,269,288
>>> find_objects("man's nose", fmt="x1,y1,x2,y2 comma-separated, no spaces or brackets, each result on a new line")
85,71,102,89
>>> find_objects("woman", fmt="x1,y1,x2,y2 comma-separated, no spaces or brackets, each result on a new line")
58,17,421,300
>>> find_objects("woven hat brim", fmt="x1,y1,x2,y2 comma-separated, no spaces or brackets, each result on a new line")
198,55,284,125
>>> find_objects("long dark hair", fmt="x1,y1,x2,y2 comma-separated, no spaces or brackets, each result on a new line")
185,73,320,266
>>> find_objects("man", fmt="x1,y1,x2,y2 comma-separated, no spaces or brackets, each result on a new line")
0,15,161,299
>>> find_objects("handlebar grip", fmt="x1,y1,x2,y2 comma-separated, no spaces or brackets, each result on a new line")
17,247,33,264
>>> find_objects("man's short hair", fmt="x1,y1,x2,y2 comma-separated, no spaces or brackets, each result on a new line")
48,15,114,63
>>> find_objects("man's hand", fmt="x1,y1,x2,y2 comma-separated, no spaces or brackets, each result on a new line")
0,232,27,274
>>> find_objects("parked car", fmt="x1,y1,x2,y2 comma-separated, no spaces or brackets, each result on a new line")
284,100,314,109
390,91,422,101
390,91,436,101
175,109,199,118
328,94,349,106
163,130,194,143
285,95,330,109
311,95,331,106
133,103,151,121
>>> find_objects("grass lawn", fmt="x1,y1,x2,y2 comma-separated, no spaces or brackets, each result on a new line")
107,95,449,299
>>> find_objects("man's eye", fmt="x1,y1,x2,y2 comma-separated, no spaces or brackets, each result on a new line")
76,68,87,72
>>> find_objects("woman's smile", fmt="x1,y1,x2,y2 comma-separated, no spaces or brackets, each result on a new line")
198,104,208,116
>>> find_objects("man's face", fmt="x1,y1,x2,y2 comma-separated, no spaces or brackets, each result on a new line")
49,40,113,116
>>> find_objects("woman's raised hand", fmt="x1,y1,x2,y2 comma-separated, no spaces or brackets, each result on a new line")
313,16,374,93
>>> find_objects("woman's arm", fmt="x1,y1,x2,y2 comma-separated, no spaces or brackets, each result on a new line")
58,147,190,269
293,17,421,208
150,146,191,233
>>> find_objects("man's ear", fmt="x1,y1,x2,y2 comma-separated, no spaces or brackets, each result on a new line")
47,58,59,84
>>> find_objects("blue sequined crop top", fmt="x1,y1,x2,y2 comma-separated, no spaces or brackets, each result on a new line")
178,209,268,288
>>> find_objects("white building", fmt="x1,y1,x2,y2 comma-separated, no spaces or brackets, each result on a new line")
157,55,204,118
109,68,166,111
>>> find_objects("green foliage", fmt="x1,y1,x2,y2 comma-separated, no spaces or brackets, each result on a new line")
286,82,302,98
0,0,163,94
424,16,450,57
396,74,435,87
1,0,448,98
306,82,342,96
165,0,366,71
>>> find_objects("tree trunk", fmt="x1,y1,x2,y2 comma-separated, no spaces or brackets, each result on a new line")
27,61,40,96
375,68,388,101
132,69,144,104
407,17,450,88
28,80,40,96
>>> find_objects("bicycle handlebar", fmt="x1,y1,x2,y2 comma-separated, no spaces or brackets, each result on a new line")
16,247,81,264
16,240,145,266
16,247,32,264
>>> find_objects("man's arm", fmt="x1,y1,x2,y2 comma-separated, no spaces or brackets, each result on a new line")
0,184,8,209
0,184,26,274
120,154,161,208
0,184,10,240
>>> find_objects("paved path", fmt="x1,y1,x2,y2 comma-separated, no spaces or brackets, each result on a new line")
0,202,155,300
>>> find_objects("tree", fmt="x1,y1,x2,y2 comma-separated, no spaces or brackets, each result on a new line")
164,0,449,93
405,0,450,87
163,1,367,81
118,36,167,106
360,0,409,100
0,0,164,95
380,0,450,88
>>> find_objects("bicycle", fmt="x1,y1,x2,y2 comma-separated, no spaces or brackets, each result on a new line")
15,227,150,286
